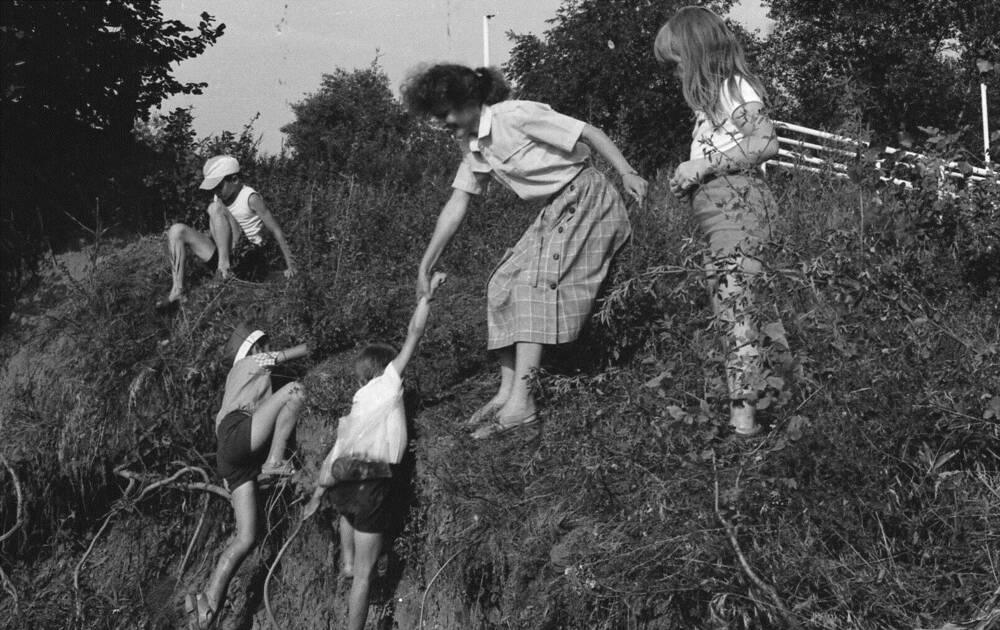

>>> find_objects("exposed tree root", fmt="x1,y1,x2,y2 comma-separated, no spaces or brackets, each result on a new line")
71,464,230,622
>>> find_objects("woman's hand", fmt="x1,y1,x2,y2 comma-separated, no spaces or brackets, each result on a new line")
669,159,709,197
622,172,649,205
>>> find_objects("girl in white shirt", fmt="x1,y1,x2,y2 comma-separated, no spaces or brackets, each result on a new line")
655,6,783,436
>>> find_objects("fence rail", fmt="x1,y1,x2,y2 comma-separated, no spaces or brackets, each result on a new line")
765,120,994,190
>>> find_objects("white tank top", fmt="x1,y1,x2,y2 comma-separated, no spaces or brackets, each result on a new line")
218,186,264,245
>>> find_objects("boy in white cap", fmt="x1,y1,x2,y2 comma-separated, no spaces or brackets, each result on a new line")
159,155,297,309
185,323,308,629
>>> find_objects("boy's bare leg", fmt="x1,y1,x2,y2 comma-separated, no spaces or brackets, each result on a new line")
339,516,355,577
347,530,383,630
494,342,541,425
207,200,237,278
249,382,303,457
467,347,515,424
203,481,258,616
165,224,216,302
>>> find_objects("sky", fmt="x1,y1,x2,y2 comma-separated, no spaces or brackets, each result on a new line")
158,1,771,155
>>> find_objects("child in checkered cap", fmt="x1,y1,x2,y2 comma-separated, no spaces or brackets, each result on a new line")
184,324,309,629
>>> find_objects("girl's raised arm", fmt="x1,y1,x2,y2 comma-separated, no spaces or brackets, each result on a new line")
275,343,310,364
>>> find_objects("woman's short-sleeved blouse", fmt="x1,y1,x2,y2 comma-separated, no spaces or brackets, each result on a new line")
689,76,764,160
451,100,591,201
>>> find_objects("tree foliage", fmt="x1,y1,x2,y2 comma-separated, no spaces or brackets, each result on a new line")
0,0,224,323
505,0,739,172
759,0,1000,154
281,61,416,181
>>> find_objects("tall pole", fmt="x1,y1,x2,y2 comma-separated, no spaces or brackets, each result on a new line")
483,13,495,66
977,58,994,166
982,82,991,165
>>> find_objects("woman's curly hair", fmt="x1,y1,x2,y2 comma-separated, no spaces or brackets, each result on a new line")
401,64,510,117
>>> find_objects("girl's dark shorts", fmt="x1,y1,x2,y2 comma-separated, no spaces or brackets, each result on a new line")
216,409,265,491
330,479,391,534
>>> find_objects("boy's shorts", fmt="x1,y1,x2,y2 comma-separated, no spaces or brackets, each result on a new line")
330,479,390,533
205,238,276,280
216,410,266,491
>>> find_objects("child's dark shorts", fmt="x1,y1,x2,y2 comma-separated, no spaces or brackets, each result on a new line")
205,238,276,279
330,479,391,534
216,409,266,491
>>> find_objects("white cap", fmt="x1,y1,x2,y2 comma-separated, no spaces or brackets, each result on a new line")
199,155,240,190
234,329,265,365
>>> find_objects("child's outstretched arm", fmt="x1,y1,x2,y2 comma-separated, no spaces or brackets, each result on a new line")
579,124,648,204
302,440,341,520
274,343,310,364
392,272,447,376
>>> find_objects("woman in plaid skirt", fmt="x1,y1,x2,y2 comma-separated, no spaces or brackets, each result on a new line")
402,64,647,439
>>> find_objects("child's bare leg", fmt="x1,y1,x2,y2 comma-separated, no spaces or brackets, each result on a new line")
165,224,215,302
250,382,304,463
347,530,383,630
261,383,304,466
203,480,258,615
468,347,515,423
495,341,541,424
207,201,237,277
710,255,763,433
339,515,355,577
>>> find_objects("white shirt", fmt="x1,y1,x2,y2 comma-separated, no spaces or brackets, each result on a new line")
330,363,406,464
452,100,590,201
689,76,764,161
218,186,264,245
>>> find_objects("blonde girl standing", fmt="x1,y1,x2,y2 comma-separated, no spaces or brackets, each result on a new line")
655,6,782,436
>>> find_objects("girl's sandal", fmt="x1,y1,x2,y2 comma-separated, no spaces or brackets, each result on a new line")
464,401,502,428
470,412,540,440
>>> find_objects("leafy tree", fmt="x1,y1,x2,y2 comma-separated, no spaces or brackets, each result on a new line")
281,61,414,181
0,0,224,323
759,0,1000,156
505,0,739,172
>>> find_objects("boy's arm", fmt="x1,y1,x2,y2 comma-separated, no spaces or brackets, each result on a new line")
248,193,297,277
274,343,310,364
391,272,447,376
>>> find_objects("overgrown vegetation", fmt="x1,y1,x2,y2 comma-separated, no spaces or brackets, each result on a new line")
2,0,999,628
1,130,998,627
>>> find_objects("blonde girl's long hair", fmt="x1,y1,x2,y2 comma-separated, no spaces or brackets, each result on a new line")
654,6,766,124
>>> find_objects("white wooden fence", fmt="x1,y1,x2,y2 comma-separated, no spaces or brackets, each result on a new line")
765,120,993,190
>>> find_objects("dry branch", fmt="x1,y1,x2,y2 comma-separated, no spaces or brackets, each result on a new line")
0,456,24,545
712,460,793,626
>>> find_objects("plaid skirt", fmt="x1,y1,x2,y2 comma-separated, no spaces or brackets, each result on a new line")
486,167,631,349
691,173,777,257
